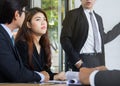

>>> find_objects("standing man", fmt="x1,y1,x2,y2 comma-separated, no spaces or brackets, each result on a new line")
0,0,49,82
60,0,120,71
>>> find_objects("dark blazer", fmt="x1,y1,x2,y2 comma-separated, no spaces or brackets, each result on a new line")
60,6,120,66
0,25,41,82
95,70,120,86
15,40,56,80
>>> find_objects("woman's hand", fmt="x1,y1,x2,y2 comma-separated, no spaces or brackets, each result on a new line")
54,72,66,80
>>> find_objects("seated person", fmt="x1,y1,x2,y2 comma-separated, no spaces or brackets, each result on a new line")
15,7,66,81
79,66,120,86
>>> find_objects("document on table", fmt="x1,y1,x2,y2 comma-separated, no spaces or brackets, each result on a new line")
66,71,82,85
42,71,81,85
42,80,81,85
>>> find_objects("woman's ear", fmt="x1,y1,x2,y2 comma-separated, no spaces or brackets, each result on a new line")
27,21,31,28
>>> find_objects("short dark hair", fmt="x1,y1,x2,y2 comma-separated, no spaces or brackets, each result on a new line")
0,0,28,24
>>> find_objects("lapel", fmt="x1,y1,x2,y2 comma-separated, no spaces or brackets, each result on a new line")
33,53,42,70
77,5,89,25
77,6,90,41
0,25,13,47
32,45,43,70
78,6,89,33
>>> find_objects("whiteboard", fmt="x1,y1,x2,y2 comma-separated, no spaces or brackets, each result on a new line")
75,0,120,69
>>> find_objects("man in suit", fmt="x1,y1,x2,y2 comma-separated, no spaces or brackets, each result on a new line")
0,0,49,82
79,67,120,86
60,0,120,71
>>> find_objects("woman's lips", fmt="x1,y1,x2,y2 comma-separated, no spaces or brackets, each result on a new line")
41,26,46,29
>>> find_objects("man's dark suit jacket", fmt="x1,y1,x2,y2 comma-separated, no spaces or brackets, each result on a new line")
0,25,41,82
95,70,120,86
60,5,120,67
15,40,56,80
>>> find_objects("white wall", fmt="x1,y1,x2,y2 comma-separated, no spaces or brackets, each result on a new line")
75,0,120,70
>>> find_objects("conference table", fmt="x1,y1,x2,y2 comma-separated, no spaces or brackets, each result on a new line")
0,83,85,86
0,83,66,86
0,80,85,86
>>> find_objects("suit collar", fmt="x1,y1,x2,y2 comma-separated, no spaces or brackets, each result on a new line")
1,24,13,38
0,24,14,47
0,25,12,41
78,5,96,15
0,24,21,61
78,5,103,44
78,5,89,18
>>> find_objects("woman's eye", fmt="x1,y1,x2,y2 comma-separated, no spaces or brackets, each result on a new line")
36,19,40,21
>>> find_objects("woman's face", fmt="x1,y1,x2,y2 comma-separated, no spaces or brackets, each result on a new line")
28,12,47,36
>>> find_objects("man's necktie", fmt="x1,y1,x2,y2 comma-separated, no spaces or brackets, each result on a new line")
11,36,15,46
89,12,100,53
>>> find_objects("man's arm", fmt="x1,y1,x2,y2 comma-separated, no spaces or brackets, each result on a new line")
79,66,107,85
60,11,80,65
104,22,120,44
95,70,120,86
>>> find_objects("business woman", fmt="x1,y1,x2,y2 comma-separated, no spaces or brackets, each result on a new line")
15,7,66,80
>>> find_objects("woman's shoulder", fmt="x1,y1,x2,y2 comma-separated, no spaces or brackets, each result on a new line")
15,39,28,48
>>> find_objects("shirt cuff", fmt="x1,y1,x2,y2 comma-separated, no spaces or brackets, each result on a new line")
75,60,83,68
89,70,99,86
75,60,83,65
34,71,45,82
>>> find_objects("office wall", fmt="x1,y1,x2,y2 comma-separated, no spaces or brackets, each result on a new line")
75,0,120,69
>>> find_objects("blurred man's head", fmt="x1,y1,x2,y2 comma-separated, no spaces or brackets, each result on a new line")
81,0,96,10
0,0,28,28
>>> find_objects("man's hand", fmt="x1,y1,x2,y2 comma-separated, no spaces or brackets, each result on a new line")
79,67,95,85
79,66,107,85
75,60,83,69
40,71,50,82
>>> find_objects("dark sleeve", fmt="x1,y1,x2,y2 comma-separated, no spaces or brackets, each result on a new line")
60,11,80,65
15,40,30,69
104,22,120,44
0,34,41,82
95,70,120,86
95,13,120,44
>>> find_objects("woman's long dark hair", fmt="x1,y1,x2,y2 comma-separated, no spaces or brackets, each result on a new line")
15,7,51,69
